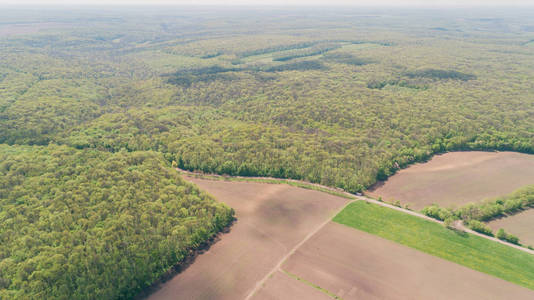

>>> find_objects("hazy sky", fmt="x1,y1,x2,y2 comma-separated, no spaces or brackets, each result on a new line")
0,0,532,6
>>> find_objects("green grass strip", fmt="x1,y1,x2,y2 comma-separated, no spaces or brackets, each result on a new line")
281,269,342,299
333,201,534,290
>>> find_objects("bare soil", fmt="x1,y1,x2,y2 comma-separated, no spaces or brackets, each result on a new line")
282,222,534,300
251,270,331,300
368,151,534,210
147,176,349,300
488,209,534,248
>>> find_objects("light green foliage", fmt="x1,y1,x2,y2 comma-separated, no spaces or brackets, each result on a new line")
1,7,534,298
496,229,520,245
0,144,234,299
1,9,533,194
465,220,494,236
421,204,454,221
334,201,534,290
423,185,534,223
457,185,534,222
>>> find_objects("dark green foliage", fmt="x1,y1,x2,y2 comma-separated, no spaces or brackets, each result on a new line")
264,60,326,72
368,68,475,90
272,43,341,61
167,66,240,87
421,205,453,221
368,68,476,90
456,185,534,222
367,78,426,90
2,9,533,198
239,42,317,57
466,220,494,236
404,69,476,81
0,144,234,299
321,52,372,66
496,229,520,245
423,185,534,224
1,7,534,297
200,52,223,59
1,9,531,198
422,186,534,241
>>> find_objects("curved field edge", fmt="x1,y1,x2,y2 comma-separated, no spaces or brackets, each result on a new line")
174,136,534,194
178,169,354,200
421,184,534,247
0,144,234,300
333,201,534,290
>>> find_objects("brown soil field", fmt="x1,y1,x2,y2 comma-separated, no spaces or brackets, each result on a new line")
252,270,331,300
147,176,349,300
281,222,534,300
488,209,534,248
368,151,534,210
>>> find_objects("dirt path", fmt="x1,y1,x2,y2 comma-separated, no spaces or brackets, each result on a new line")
281,222,534,299
148,176,349,300
244,199,356,300
178,168,534,256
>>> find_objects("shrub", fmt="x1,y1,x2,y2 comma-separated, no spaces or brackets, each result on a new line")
465,220,494,236
496,229,520,245
443,217,454,229
421,205,453,221
438,185,534,223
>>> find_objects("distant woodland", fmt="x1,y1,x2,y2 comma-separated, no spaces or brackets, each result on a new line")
1,6,533,299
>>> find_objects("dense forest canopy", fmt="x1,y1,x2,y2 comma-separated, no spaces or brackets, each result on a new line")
0,144,233,299
1,6,534,299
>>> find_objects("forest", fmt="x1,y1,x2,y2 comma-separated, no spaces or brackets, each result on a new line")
0,144,233,299
1,6,534,299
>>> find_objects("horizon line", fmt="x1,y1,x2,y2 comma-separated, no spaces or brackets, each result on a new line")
1,3,534,7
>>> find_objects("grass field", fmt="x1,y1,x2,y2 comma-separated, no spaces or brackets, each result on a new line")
333,201,534,290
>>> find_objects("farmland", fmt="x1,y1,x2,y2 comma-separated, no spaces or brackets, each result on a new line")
252,270,331,300
281,222,534,299
333,201,534,290
147,177,534,300
147,177,349,299
488,210,534,247
368,152,534,210
2,5,534,299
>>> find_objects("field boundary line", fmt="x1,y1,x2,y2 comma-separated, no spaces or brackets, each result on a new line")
243,199,355,300
356,195,534,254
179,168,534,256
280,269,343,299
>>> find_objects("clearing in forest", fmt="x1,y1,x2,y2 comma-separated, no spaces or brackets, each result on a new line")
368,151,534,210
147,176,349,300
